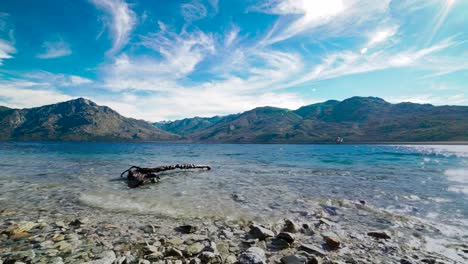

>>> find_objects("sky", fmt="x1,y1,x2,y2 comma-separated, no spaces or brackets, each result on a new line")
0,0,467,121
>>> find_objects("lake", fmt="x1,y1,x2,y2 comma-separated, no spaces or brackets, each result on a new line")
0,142,467,262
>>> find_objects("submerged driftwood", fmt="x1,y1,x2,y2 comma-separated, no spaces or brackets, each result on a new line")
120,164,211,188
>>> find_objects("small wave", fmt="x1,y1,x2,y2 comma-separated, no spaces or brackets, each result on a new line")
403,145,468,158
444,169,468,184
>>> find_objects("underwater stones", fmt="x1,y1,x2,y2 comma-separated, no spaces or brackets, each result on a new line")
367,231,391,240
6,221,37,237
232,193,247,203
322,232,341,250
70,217,90,227
277,232,295,243
249,224,274,240
238,247,266,264
283,219,300,233
83,250,116,264
280,255,308,264
298,244,326,257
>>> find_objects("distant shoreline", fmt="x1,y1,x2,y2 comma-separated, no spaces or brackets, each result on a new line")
1,140,468,145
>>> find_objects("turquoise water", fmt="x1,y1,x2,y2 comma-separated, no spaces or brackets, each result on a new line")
0,142,467,233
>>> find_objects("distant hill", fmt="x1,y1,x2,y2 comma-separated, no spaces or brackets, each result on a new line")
156,97,468,143
1,97,467,143
0,98,178,141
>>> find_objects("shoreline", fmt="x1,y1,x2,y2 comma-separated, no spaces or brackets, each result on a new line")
1,140,468,145
1,198,466,264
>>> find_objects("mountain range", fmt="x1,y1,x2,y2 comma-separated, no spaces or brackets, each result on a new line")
1,97,467,142
0,98,177,141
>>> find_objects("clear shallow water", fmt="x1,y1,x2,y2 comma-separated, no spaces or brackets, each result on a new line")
0,143,467,232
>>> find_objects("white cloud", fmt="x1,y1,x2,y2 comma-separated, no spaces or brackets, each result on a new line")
181,1,207,22
0,39,15,65
367,26,398,47
385,93,467,106
225,26,240,47
20,71,93,87
36,39,72,59
283,37,462,88
102,27,215,91
89,0,136,54
70,75,93,85
0,81,72,109
255,0,391,45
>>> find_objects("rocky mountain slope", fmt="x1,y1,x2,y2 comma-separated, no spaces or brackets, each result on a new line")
0,98,178,141
156,97,468,143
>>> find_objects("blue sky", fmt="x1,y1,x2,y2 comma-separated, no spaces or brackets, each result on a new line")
0,0,467,121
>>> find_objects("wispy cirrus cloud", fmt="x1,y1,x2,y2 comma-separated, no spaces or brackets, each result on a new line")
0,39,15,65
254,0,391,45
36,39,72,59
89,0,136,54
285,37,463,88
181,0,207,22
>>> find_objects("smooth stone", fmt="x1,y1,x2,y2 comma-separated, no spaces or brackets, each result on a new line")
185,242,205,256
51,257,64,264
277,232,295,243
283,219,300,233
249,224,274,240
268,238,291,250
54,221,67,228
322,233,341,250
299,244,326,257
189,258,201,264
167,237,184,246
199,251,217,262
281,255,307,264
221,229,234,239
231,193,247,203
7,222,37,236
52,235,65,242
83,251,116,264
367,231,391,240
318,218,334,227
145,245,159,254
238,247,266,264
225,255,237,264
165,247,184,258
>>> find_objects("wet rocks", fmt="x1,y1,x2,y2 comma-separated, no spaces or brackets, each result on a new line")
367,231,391,240
84,250,116,264
238,247,266,264
277,232,295,243
283,219,300,233
185,242,205,256
322,232,341,250
249,224,274,240
177,225,198,234
298,244,326,257
232,193,247,203
6,221,37,238
281,255,308,264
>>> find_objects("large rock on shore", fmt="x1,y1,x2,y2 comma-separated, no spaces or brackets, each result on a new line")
249,224,274,240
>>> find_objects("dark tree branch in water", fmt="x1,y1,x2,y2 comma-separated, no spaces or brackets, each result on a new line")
120,164,211,188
